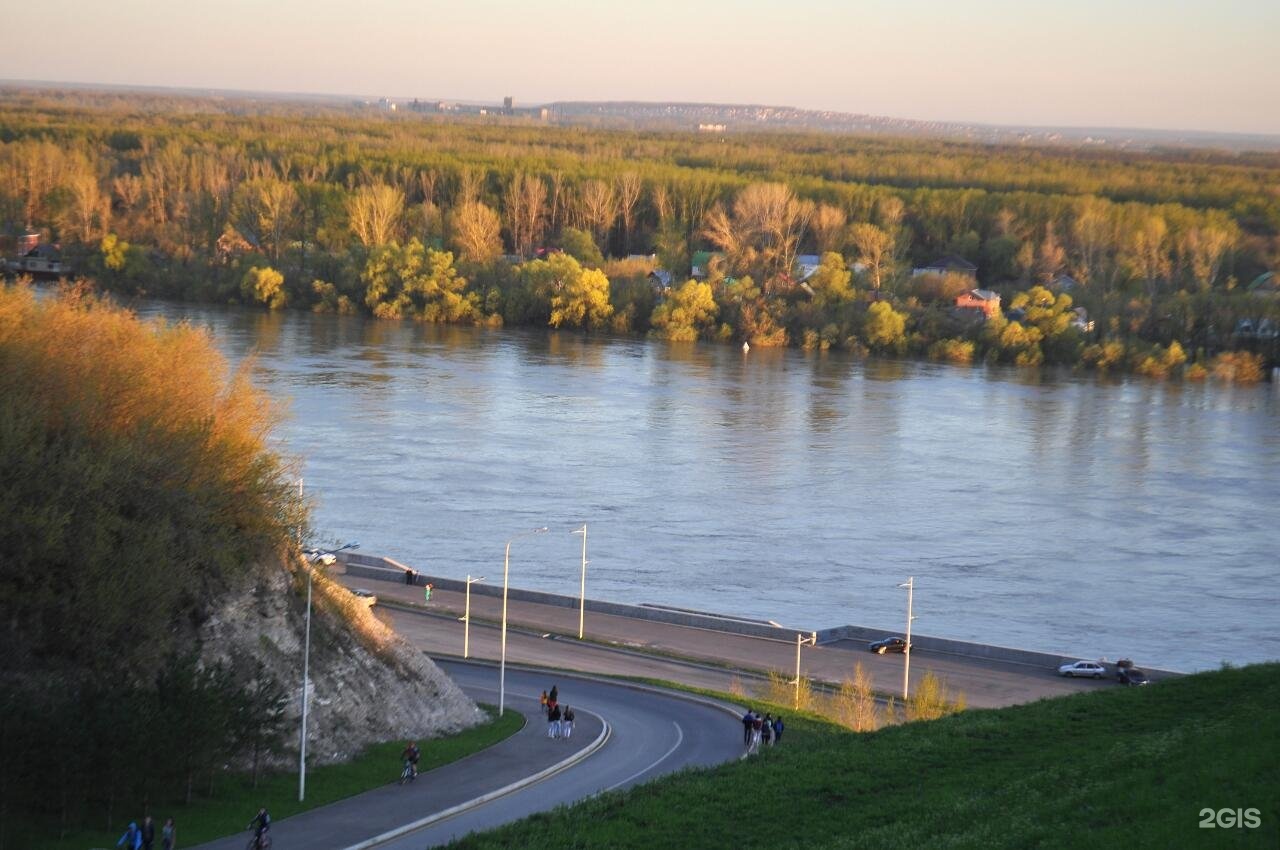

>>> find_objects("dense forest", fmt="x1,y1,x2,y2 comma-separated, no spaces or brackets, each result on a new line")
2,88,1277,378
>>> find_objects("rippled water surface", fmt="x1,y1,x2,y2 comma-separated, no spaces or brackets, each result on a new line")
134,302,1280,671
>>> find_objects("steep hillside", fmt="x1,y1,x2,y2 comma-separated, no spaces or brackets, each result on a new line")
0,283,479,843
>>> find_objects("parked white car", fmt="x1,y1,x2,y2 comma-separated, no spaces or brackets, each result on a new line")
1057,660,1106,679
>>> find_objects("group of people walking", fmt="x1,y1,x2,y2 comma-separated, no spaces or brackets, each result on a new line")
539,685,575,739
115,815,176,850
741,709,784,754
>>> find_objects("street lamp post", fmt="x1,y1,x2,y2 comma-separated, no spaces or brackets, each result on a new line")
897,576,917,701
460,574,485,659
793,631,817,708
571,524,588,639
299,540,358,803
499,527,547,716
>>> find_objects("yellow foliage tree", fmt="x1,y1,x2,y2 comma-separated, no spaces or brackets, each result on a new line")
650,279,718,341
241,265,287,310
546,253,614,330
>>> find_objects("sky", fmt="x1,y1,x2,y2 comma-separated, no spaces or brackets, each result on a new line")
4,0,1278,135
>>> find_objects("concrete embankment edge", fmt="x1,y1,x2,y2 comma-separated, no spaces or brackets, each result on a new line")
343,553,1182,680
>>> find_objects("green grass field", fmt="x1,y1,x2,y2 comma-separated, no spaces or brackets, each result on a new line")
35,705,522,850
450,665,1279,850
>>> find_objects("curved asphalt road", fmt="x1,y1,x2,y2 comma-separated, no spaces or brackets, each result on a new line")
369,660,743,849
190,661,741,850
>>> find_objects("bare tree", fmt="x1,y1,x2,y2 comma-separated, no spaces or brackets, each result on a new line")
614,172,643,254
347,183,405,248
651,183,673,228
1122,214,1171,298
450,200,503,264
547,171,568,235
455,167,485,206
577,179,616,254
503,173,547,259
417,169,440,207
63,170,111,243
1035,221,1067,284
112,174,144,213
849,222,893,291
1070,197,1110,287
810,203,848,254
704,182,812,284
1182,225,1233,290
876,195,905,231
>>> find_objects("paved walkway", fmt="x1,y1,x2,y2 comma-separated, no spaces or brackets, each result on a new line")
189,695,602,850
344,574,1109,709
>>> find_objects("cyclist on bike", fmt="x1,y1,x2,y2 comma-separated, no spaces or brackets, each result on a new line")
246,807,270,848
401,741,421,779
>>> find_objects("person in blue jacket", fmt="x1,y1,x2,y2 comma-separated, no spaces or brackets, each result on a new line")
117,821,142,849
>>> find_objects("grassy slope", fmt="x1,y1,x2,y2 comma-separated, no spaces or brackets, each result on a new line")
451,665,1279,850
40,706,522,850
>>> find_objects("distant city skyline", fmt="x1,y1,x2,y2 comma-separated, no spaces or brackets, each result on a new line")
4,0,1277,135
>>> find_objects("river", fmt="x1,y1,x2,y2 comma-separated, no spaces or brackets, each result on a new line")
131,301,1280,672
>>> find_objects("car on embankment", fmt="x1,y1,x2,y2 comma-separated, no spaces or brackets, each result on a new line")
1057,660,1106,678
868,637,910,654
351,588,378,606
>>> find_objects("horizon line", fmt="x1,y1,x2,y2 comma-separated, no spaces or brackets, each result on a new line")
3,77,1279,144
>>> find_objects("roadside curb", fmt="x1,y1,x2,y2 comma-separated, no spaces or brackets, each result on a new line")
343,703,612,850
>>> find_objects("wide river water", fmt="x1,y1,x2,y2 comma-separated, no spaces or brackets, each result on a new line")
133,301,1280,671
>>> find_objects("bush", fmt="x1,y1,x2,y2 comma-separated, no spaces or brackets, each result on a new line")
928,337,975,364
1210,350,1265,383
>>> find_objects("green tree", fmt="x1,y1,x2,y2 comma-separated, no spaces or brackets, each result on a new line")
650,279,718,341
863,301,907,351
544,252,614,329
241,265,287,309
362,239,478,321
558,227,605,267
807,252,854,304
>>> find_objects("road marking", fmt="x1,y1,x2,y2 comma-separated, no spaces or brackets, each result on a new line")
604,720,684,792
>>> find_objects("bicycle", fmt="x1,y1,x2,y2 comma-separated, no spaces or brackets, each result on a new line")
245,831,272,850
399,759,417,785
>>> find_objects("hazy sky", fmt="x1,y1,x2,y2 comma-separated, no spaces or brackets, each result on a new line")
5,0,1278,134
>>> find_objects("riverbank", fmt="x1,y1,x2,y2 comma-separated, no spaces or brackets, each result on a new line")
338,553,1179,709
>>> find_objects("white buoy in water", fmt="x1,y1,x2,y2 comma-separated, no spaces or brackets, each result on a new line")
742,341,750,353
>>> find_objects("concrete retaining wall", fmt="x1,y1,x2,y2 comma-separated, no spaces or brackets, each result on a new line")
340,552,1181,679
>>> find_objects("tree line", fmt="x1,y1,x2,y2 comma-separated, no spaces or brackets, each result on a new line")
0,91,1276,378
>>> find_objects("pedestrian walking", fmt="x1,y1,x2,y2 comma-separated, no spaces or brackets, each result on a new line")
548,703,562,738
548,685,558,708
562,706,575,739
540,690,549,711
751,712,763,752
423,582,434,602
141,815,156,850
772,715,784,744
741,709,754,746
762,713,774,746
161,817,176,850
117,821,142,850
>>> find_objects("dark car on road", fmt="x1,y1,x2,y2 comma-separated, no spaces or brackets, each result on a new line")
868,637,909,654
1118,667,1149,686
